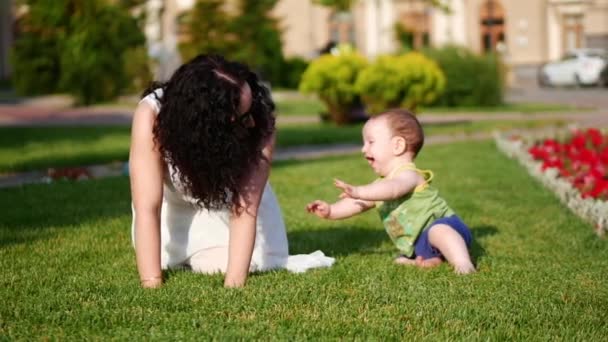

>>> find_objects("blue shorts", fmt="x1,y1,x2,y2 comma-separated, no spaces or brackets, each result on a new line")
411,215,473,260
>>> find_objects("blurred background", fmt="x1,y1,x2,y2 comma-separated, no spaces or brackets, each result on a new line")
0,0,606,112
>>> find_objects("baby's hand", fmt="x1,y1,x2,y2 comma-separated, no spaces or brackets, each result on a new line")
306,200,331,219
334,179,359,199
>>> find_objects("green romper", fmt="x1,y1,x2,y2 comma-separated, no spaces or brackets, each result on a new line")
376,163,455,258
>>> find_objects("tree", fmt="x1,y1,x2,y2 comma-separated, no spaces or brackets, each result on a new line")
315,0,451,12
231,0,284,84
178,0,235,61
179,0,285,84
11,0,148,104
313,0,353,12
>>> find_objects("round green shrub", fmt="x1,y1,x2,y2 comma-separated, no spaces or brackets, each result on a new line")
423,46,504,107
355,52,445,114
299,52,367,124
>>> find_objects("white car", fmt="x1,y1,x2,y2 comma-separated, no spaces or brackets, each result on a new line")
538,48,607,87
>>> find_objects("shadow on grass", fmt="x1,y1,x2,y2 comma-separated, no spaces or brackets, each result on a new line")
0,126,130,149
287,226,386,257
287,224,497,262
470,225,498,265
0,177,131,248
0,126,131,172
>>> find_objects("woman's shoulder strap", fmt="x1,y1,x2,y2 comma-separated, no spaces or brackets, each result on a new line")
139,88,164,114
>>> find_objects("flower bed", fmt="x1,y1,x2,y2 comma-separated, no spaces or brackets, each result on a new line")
495,128,607,236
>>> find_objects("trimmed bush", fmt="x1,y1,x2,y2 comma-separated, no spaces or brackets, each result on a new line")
355,52,445,114
299,52,368,124
423,46,504,107
278,57,309,89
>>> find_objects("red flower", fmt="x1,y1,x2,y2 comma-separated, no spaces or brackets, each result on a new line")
529,129,607,202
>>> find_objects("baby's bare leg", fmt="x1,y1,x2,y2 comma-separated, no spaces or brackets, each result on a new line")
427,224,475,274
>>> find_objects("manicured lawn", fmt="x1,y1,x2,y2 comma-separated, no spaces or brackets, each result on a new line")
275,98,326,116
274,98,580,116
1,141,606,339
420,102,588,114
0,119,565,173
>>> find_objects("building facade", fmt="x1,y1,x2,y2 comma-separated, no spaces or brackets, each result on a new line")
274,0,608,66
1,0,606,81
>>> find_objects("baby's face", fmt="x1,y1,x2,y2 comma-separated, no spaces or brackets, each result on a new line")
361,118,395,177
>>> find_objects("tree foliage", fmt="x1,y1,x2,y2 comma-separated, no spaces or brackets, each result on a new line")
314,0,450,12
11,0,148,104
179,0,285,85
178,0,234,60
423,46,503,107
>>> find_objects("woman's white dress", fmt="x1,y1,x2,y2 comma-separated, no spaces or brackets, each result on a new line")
131,90,333,273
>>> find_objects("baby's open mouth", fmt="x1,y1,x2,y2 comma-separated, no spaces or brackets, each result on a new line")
365,156,374,163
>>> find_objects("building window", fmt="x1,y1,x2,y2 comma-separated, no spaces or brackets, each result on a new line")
480,0,506,53
563,14,583,51
329,11,355,46
398,11,430,50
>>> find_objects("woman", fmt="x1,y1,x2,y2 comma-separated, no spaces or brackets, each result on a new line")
130,55,330,288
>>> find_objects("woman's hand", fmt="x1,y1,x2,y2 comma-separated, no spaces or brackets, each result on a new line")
140,276,163,289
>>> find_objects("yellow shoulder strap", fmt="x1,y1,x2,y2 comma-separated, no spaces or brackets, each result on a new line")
389,163,433,180
389,163,434,192
387,163,416,178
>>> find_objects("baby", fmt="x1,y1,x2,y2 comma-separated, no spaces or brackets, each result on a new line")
306,109,475,274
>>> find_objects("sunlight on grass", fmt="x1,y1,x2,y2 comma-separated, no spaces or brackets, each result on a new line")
0,119,566,173
275,99,325,116
1,141,607,339
274,98,579,117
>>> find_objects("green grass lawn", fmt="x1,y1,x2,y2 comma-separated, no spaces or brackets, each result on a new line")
274,98,581,116
275,98,326,116
0,119,565,173
1,141,607,339
420,102,588,114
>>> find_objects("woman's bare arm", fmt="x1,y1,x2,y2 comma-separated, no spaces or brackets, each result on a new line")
224,133,275,288
129,102,165,288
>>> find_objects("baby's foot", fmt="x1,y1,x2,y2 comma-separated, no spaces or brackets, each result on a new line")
453,263,476,275
394,255,416,265
415,256,443,268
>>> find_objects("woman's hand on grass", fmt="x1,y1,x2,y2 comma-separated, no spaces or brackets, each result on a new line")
140,276,162,289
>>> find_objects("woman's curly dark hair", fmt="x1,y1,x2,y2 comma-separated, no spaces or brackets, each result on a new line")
143,54,275,210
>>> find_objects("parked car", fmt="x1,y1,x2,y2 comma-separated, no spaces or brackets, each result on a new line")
538,48,607,87
600,64,608,88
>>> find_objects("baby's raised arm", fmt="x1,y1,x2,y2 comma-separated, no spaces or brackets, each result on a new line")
334,171,420,202
306,197,374,220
